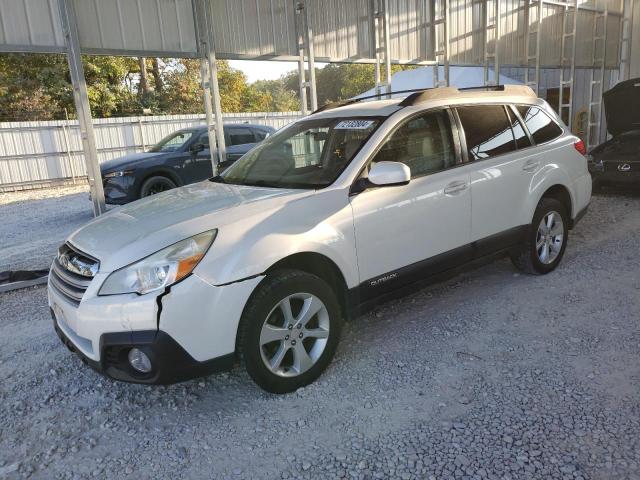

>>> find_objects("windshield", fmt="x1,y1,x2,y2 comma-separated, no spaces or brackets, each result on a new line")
149,130,195,153
218,118,380,189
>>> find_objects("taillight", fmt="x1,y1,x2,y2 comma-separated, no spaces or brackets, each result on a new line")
574,139,586,156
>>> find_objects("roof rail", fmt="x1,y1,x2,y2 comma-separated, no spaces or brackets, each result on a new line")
398,87,459,107
459,84,536,97
312,84,536,113
311,88,434,114
458,85,506,92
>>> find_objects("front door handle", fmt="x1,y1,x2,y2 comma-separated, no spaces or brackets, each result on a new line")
523,160,540,172
444,180,468,195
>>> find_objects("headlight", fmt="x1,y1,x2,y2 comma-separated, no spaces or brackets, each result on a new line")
104,170,133,178
99,230,217,295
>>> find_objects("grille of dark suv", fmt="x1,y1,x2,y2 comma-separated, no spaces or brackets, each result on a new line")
49,244,99,306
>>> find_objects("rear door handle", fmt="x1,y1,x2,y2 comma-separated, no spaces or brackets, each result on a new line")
523,160,540,172
444,180,468,195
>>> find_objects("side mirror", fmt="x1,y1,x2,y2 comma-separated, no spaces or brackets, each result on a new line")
368,161,411,187
190,143,205,153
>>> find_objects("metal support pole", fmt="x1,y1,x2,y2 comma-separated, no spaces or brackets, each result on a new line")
297,53,308,115
484,0,500,85
302,1,318,111
372,0,383,95
294,1,317,112
619,0,633,81
586,4,608,150
382,0,392,94
58,0,106,217
208,58,225,172
524,0,542,94
559,0,578,131
199,57,218,170
294,1,309,114
194,0,225,173
433,0,449,87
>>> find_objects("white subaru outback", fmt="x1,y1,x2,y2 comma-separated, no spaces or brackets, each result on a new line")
49,85,591,393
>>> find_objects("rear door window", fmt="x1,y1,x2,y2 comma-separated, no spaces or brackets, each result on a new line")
456,105,516,160
227,128,256,145
253,129,269,141
516,105,563,144
196,132,210,149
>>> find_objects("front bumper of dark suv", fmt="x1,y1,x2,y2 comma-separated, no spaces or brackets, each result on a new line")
52,309,234,384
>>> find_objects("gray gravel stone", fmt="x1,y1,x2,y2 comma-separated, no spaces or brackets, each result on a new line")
1,189,639,479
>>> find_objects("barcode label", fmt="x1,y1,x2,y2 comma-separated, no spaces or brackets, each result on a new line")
334,120,375,130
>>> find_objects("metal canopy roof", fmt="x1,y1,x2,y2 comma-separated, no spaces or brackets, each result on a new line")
0,0,625,68
0,0,630,217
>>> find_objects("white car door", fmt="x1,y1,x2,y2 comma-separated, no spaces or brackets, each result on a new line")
349,109,472,298
455,104,536,248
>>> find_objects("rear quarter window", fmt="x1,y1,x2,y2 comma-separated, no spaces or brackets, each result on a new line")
517,105,563,144
456,105,517,160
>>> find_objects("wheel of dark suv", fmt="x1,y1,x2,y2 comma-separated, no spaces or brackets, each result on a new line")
510,197,569,275
237,269,342,394
140,176,176,198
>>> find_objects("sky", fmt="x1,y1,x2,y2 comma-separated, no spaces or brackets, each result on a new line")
228,59,327,83
228,60,297,83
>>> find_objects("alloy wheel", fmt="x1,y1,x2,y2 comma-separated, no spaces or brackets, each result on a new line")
259,293,330,377
536,210,564,264
147,183,170,195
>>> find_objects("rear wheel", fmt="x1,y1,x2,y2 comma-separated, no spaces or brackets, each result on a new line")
237,270,342,393
510,198,569,275
140,176,176,198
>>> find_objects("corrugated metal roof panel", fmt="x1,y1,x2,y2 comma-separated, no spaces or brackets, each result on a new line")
0,0,626,65
0,0,65,51
74,0,198,56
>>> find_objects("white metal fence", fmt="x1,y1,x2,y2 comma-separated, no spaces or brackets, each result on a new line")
0,111,303,191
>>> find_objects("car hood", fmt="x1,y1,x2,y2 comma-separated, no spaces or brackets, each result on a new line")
100,152,164,173
603,78,640,137
67,181,312,272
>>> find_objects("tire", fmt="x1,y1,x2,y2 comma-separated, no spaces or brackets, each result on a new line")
237,269,342,394
510,197,569,275
139,175,177,198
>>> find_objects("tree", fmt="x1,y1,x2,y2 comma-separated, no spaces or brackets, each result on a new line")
252,79,299,111
0,54,414,121
0,53,139,120
283,63,416,107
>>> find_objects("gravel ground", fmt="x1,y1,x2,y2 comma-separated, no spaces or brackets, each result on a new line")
0,187,639,479
0,185,105,272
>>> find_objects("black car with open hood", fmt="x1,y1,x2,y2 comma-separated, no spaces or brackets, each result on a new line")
589,78,640,189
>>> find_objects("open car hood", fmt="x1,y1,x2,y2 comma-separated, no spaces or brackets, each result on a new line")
603,78,640,137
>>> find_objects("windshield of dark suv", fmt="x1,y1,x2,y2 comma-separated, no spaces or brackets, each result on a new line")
149,130,195,153
217,118,380,189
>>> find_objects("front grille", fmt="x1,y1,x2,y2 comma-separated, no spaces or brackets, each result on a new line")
49,244,98,306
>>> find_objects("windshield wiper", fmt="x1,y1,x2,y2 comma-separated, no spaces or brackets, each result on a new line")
244,180,281,188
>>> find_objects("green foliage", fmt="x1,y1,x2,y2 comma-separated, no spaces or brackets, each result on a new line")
283,63,416,107
0,53,416,121
251,79,299,112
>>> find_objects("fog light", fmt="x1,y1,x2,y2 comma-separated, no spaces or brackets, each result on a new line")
128,348,152,373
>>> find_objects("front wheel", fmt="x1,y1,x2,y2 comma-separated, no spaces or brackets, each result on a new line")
510,198,569,275
139,176,177,198
237,270,342,393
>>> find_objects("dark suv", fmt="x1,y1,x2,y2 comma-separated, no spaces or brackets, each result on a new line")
588,78,640,191
100,123,275,204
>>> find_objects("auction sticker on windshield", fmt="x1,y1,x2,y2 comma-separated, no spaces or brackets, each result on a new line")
334,120,376,130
